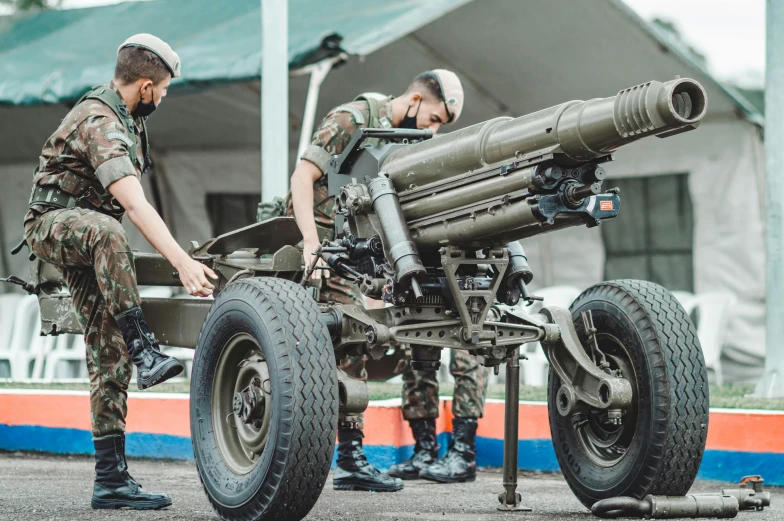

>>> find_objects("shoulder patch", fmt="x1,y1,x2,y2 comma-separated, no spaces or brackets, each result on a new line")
333,105,365,125
105,130,134,147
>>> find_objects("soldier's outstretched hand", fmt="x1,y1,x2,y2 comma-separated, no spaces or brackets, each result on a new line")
177,259,218,297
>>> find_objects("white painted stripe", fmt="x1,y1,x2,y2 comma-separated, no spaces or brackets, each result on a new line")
0,389,188,400
1,389,781,416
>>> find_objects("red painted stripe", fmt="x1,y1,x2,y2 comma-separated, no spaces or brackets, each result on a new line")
706,411,784,453
478,402,551,440
0,393,91,431
3,392,784,454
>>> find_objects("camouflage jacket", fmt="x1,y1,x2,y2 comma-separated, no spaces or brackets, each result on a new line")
25,83,147,223
286,95,394,237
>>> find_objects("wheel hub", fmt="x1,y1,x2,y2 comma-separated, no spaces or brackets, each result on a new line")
233,380,266,425
211,333,273,474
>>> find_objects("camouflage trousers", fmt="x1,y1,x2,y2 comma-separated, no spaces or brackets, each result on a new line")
25,208,141,437
316,273,488,426
402,350,488,420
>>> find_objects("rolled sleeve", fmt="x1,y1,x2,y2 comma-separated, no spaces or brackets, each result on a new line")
94,155,137,188
300,145,332,175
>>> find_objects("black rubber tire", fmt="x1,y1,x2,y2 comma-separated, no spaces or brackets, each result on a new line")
190,277,338,521
548,279,709,509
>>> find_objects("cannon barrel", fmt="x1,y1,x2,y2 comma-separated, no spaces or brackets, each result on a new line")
381,78,707,193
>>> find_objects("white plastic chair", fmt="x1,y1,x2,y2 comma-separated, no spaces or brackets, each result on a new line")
8,295,47,380
691,292,737,385
0,293,22,378
43,334,88,380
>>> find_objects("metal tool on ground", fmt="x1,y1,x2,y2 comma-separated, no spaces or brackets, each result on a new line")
591,495,739,519
591,476,771,519
723,476,771,511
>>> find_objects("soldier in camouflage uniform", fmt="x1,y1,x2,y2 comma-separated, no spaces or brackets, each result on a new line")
24,35,217,510
288,70,487,490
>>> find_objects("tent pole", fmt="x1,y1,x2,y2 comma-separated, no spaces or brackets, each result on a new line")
296,59,336,161
756,0,784,398
261,0,289,201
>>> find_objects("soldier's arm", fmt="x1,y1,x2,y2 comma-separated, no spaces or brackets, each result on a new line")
291,110,357,276
108,176,217,296
290,160,323,247
77,115,217,296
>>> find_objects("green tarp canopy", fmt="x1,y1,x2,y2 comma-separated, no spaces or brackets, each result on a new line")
0,0,470,105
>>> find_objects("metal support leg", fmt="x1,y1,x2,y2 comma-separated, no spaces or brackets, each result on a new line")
497,348,532,512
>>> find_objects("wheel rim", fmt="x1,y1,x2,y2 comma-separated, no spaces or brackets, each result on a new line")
212,332,272,475
573,331,638,468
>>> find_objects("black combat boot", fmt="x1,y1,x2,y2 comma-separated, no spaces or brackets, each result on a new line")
388,418,439,480
333,428,404,492
91,434,172,510
420,417,478,483
114,306,184,390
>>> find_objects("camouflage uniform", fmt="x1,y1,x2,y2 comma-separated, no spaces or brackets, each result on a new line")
24,83,148,437
287,95,488,427
402,351,488,420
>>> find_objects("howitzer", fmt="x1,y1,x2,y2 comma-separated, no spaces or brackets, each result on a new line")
19,78,710,521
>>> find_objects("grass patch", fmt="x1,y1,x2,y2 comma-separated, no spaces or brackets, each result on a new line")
2,381,782,410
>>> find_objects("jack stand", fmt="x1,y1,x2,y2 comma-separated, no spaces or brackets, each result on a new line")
497,348,532,512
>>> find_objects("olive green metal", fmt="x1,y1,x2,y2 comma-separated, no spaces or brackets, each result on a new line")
497,348,531,512
337,368,369,414
410,196,539,250
541,306,633,411
212,333,271,475
382,78,707,192
377,79,708,249
591,495,739,518
400,165,537,221
368,175,427,289
36,293,210,347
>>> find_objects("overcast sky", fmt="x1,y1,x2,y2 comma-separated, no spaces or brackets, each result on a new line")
1,0,766,88
623,0,765,88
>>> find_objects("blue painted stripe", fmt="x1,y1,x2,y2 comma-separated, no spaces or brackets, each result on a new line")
0,425,193,460
698,449,784,485
2,425,783,486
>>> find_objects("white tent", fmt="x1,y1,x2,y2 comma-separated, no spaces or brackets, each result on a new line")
0,0,765,381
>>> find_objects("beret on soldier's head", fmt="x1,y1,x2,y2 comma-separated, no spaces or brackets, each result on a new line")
432,69,463,123
118,34,181,78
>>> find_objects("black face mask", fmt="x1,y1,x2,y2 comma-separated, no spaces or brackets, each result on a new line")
399,101,421,129
132,88,157,118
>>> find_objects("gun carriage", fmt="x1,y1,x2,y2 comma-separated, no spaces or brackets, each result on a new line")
23,78,710,520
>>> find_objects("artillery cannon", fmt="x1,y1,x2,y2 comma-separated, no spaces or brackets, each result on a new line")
24,78,710,520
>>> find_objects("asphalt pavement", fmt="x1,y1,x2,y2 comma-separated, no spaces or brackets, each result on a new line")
0,451,780,521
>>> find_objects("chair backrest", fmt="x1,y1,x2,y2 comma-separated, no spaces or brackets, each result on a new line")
692,291,737,367
0,294,23,351
9,296,42,353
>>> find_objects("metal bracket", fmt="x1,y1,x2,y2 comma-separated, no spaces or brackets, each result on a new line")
0,275,37,294
441,246,509,344
541,306,633,411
